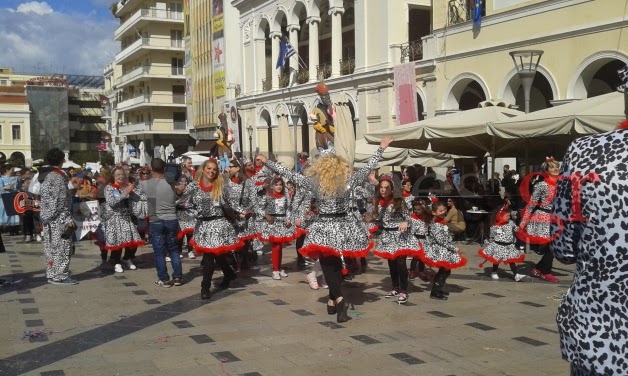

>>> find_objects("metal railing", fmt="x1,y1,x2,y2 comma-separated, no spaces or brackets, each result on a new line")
172,94,185,104
400,40,423,63
278,73,291,88
339,58,355,75
317,63,332,80
448,0,471,26
173,121,186,130
297,70,309,84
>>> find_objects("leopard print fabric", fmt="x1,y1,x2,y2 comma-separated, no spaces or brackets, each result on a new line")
519,180,555,244
372,202,421,259
551,129,628,375
478,220,524,265
103,184,145,251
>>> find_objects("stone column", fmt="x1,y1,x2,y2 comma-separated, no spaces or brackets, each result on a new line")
270,32,281,90
287,24,300,72
254,37,266,92
307,17,320,83
329,7,345,78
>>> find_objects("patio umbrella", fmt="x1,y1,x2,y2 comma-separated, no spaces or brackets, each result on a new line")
112,141,120,164
276,113,295,168
159,145,166,161
122,143,130,164
166,143,175,162
182,151,209,166
354,139,468,168
139,142,146,167
332,93,356,167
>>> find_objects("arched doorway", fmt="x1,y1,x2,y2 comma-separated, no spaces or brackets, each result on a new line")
445,75,489,111
586,60,624,97
569,53,628,99
9,152,25,167
458,81,486,110
502,69,556,112
416,93,425,121
259,109,273,154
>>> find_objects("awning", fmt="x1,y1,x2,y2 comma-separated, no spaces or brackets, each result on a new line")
192,140,217,154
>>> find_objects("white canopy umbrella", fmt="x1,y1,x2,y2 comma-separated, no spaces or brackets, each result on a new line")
182,151,210,166
166,143,175,162
62,160,81,169
122,143,130,164
139,141,146,167
159,145,166,161
276,114,295,168
112,141,120,164
354,139,468,168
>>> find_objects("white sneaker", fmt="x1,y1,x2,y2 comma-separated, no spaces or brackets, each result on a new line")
36,235,42,242
188,251,196,259
491,272,499,280
165,256,171,262
256,250,263,256
279,270,288,278
514,273,526,282
179,254,183,258
306,271,319,289
272,271,281,280
123,259,137,270
114,264,123,273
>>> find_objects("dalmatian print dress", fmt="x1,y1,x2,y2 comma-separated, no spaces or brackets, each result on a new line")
40,169,74,282
551,129,628,376
352,184,378,237
478,220,524,265
228,178,259,241
186,181,245,255
176,184,198,240
103,184,145,251
372,201,422,259
517,179,556,244
419,219,467,269
288,187,311,237
410,213,428,250
255,192,300,244
264,148,383,259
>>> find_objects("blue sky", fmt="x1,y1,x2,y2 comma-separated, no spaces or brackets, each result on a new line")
0,1,118,75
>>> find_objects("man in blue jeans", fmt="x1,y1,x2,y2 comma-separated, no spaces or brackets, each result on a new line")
141,158,184,287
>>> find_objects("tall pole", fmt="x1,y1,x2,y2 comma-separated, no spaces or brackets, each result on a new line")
249,133,253,160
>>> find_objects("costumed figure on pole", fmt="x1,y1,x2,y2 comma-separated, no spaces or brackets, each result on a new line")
311,81,335,150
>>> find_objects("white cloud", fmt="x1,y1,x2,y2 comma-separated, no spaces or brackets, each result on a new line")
0,2,117,75
15,1,53,15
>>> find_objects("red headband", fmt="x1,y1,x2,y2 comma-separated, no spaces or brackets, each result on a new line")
546,156,554,162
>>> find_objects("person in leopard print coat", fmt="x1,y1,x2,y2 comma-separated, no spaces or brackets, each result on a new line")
550,124,628,376
39,148,77,285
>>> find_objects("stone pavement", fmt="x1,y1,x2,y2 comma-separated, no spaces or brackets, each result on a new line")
0,234,573,376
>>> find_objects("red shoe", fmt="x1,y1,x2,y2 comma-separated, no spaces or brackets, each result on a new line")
409,271,416,281
418,272,429,282
540,273,560,283
530,268,542,278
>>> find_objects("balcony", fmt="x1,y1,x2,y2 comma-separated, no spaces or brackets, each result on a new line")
117,93,187,111
115,37,184,65
400,40,423,63
68,104,80,114
447,0,472,26
278,73,291,88
115,7,183,40
339,58,355,76
297,70,309,84
118,121,151,134
261,78,271,92
317,63,332,81
117,120,188,135
116,65,185,87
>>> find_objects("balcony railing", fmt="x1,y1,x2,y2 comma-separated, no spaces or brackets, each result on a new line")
116,65,146,86
297,70,309,84
278,73,291,88
261,78,272,92
172,94,185,104
118,120,187,134
400,40,423,63
317,63,332,81
117,93,186,110
116,37,184,63
448,0,471,26
171,39,183,48
141,7,183,20
339,58,355,75
118,121,151,134
173,121,186,130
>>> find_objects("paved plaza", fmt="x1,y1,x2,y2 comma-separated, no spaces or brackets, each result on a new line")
0,235,572,376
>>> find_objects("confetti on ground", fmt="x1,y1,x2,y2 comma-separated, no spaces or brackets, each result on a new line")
483,347,506,353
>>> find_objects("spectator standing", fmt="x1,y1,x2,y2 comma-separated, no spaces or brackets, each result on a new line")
141,158,184,288
444,197,466,237
40,148,77,285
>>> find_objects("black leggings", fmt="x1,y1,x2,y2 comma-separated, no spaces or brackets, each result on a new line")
320,256,343,301
531,243,553,275
493,263,518,274
388,256,409,293
409,258,425,273
201,253,233,290
110,248,136,262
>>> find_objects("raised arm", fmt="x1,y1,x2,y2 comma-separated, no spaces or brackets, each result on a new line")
349,137,393,187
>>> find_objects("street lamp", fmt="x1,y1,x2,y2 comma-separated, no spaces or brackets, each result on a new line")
509,50,543,114
246,124,254,160
286,101,304,170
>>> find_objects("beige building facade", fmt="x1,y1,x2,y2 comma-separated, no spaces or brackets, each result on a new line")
110,0,194,153
227,0,627,164
0,83,32,167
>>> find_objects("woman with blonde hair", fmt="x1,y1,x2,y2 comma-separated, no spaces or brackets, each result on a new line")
256,137,393,323
182,158,249,300
517,157,560,283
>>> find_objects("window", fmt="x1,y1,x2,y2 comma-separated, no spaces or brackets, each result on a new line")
171,30,183,47
12,125,20,142
171,58,184,75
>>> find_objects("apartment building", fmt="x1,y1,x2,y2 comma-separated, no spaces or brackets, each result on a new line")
0,83,32,167
111,0,194,154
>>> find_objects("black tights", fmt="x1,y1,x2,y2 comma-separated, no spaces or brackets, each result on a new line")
409,258,425,273
201,253,233,290
492,263,518,275
320,256,343,301
110,248,136,263
531,244,554,274
388,256,409,293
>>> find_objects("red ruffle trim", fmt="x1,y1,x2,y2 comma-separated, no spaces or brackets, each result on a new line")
373,247,423,260
298,241,374,260
104,240,145,251
515,230,550,245
238,232,260,241
295,228,308,237
368,225,379,233
477,249,525,265
415,248,467,270
189,238,245,255
177,227,194,240
259,231,302,245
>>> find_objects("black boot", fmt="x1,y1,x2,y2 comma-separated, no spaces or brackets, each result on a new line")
430,283,447,300
336,299,350,323
200,288,211,300
327,302,337,315
218,268,236,289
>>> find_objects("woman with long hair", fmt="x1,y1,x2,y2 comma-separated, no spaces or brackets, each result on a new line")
184,159,249,300
103,167,146,273
517,158,560,283
371,175,421,305
256,137,393,323
175,174,197,259
255,177,301,279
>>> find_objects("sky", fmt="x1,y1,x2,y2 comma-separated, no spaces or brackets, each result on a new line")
0,1,119,75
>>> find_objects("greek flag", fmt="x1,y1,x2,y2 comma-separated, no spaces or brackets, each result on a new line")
276,40,297,69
